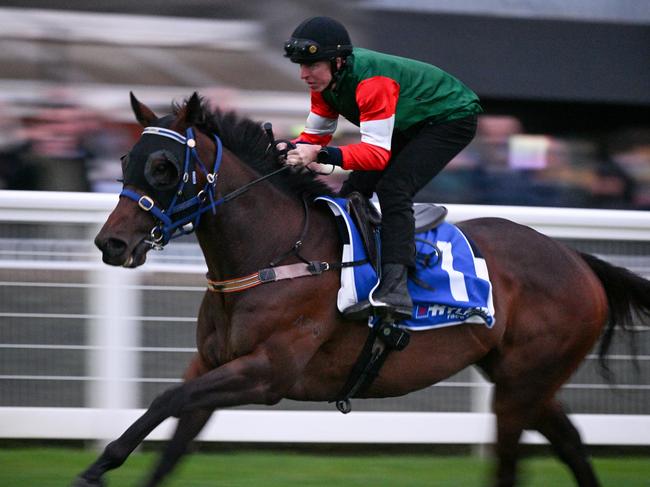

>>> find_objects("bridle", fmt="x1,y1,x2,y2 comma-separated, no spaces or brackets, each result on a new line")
120,126,289,250
118,123,367,294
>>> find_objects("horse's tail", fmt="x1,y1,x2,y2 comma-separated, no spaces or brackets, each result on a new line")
579,252,647,375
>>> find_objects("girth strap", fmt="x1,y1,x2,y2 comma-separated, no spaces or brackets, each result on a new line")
333,318,410,414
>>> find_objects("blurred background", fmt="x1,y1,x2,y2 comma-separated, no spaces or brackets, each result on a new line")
0,0,649,463
0,0,648,207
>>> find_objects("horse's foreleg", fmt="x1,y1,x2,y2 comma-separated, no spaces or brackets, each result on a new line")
141,408,213,487
141,354,214,487
169,348,283,414
533,400,601,487
72,385,184,487
73,348,284,486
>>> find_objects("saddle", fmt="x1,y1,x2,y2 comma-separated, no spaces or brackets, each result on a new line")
318,193,493,414
344,191,448,270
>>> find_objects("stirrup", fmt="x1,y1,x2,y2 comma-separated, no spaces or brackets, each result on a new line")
370,301,413,321
342,299,413,321
342,300,373,320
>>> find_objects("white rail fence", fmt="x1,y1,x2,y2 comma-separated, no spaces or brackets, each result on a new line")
0,190,649,445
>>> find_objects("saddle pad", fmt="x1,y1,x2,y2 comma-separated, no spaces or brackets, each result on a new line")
316,196,495,330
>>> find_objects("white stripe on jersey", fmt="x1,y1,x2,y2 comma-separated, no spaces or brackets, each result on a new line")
304,112,338,135
360,116,394,151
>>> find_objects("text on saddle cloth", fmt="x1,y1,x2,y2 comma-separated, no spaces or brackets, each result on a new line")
315,196,496,330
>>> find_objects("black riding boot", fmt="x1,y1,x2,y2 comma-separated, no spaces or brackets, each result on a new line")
370,263,413,319
343,264,413,321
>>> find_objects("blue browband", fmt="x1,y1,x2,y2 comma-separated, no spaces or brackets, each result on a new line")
120,127,224,249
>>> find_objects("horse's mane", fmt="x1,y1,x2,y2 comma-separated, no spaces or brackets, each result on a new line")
173,97,335,199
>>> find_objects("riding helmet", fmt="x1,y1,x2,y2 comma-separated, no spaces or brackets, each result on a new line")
284,16,353,64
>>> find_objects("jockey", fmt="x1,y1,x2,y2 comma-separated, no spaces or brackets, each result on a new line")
283,16,482,320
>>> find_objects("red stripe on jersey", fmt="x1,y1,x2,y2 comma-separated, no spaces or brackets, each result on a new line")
336,77,398,170
311,90,338,119
356,76,400,122
340,143,391,171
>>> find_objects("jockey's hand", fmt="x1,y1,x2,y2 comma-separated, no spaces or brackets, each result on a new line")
273,142,289,163
275,142,288,153
286,144,321,168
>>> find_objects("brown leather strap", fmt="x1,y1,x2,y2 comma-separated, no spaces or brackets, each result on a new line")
207,261,330,293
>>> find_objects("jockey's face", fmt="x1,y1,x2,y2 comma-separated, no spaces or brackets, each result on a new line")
299,60,332,92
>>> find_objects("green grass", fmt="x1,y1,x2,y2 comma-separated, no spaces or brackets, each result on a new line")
0,447,648,486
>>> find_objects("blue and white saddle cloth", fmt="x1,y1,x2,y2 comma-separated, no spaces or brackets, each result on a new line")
316,196,495,330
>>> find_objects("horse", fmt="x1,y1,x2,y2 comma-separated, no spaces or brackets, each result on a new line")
75,92,648,487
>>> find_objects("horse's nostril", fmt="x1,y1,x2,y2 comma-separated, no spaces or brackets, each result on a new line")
104,238,128,258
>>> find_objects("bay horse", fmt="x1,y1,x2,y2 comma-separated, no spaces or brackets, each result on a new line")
76,93,647,487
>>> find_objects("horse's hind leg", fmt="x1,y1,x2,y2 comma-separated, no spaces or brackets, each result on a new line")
141,408,213,487
533,400,600,487
492,389,529,487
490,378,558,486
493,396,600,487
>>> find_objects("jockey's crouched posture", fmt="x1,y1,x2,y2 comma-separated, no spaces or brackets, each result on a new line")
283,16,482,320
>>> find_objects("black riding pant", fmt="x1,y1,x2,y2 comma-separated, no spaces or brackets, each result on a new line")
340,115,477,267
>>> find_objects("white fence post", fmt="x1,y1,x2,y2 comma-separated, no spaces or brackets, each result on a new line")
87,265,141,411
470,367,493,456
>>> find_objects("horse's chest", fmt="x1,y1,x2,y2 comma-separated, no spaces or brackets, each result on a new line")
203,324,260,365
197,297,259,365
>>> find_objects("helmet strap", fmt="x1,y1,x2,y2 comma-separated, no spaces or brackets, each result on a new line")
327,57,346,90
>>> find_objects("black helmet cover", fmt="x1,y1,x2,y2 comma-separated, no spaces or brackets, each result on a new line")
284,16,352,64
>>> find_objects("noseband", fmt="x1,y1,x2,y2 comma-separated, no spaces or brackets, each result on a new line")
120,126,290,249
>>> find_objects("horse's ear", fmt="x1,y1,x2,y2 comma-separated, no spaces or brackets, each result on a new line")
130,92,157,127
184,92,204,126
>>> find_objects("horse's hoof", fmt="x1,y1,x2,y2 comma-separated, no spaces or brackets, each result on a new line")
71,476,105,487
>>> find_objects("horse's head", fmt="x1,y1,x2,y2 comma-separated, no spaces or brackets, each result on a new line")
95,92,220,267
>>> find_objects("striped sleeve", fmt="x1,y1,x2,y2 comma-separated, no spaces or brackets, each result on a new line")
294,91,338,146
339,76,399,171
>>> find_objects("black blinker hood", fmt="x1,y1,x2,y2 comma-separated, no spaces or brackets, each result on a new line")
123,133,186,209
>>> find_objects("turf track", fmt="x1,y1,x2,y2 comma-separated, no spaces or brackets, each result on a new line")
1,447,648,486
